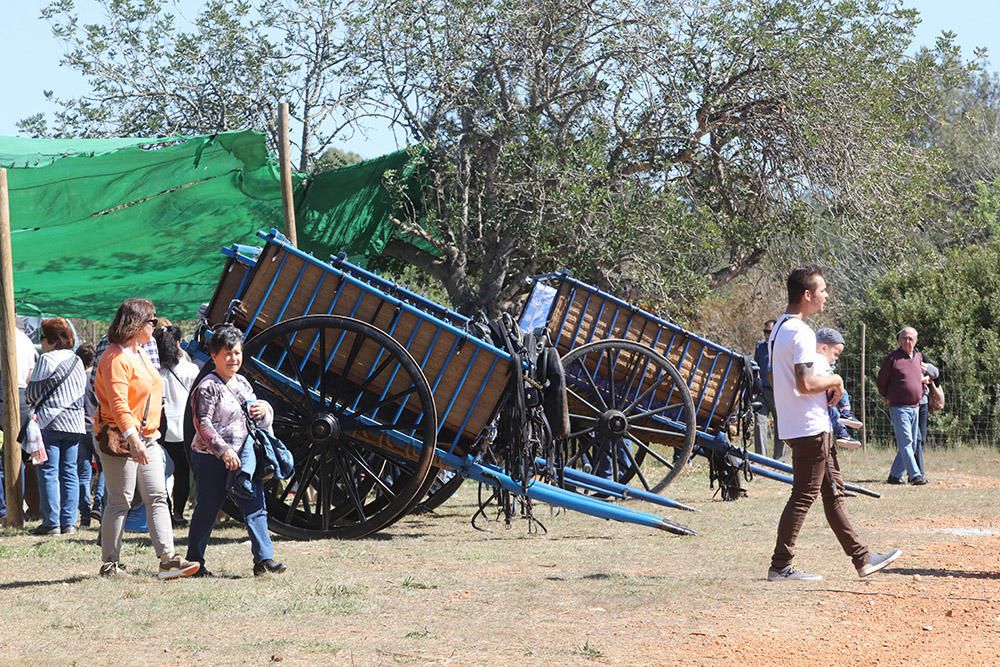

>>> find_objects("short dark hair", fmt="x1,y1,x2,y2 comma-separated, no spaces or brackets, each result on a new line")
154,324,184,370
209,324,244,355
786,265,824,305
75,342,97,368
41,318,75,350
108,299,156,344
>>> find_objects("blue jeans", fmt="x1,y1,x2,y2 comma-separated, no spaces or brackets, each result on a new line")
888,406,922,481
78,433,105,516
916,402,928,475
186,450,274,566
828,389,853,439
36,429,81,528
1,389,31,518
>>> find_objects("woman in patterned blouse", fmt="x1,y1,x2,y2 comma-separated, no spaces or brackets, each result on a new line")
185,324,286,577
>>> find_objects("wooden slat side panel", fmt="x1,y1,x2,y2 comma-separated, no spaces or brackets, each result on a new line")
205,259,250,326
549,282,747,431
546,282,576,353
233,245,510,441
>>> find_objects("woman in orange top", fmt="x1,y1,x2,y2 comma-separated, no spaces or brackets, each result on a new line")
93,298,199,580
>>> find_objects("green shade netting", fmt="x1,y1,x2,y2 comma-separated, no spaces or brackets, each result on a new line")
295,146,431,261
1,131,426,320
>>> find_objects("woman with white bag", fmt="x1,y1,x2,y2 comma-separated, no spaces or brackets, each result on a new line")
25,318,87,535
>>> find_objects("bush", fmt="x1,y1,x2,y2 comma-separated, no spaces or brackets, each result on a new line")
845,241,1000,444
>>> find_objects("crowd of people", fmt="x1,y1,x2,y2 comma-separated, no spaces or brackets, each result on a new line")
0,300,286,580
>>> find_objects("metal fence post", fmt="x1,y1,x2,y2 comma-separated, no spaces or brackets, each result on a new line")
860,322,866,451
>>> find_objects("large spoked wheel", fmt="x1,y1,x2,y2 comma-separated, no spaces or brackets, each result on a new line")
240,315,438,539
411,469,466,514
561,339,697,494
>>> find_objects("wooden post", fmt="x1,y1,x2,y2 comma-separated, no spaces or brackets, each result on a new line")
277,102,298,247
860,322,867,451
0,168,23,527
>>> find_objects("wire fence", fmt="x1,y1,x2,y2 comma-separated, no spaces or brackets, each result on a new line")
835,324,997,450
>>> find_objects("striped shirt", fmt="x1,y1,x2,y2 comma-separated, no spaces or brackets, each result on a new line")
26,349,87,434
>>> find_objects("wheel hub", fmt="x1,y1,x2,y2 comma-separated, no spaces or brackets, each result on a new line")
309,412,341,445
597,409,628,438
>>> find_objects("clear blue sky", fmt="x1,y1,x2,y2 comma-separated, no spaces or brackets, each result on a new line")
1,1,998,159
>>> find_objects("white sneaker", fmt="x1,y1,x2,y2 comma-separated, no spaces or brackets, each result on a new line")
857,549,902,578
767,566,823,581
835,437,861,450
158,555,201,580
838,416,863,429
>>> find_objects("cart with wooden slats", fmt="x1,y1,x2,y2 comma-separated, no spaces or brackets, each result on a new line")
187,230,698,539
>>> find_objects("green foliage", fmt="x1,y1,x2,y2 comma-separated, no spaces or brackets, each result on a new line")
312,147,364,173
26,0,997,319
848,238,1000,442
574,639,604,659
32,0,361,171
401,576,437,590
355,0,969,314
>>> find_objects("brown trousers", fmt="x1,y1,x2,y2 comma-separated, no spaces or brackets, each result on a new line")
771,432,869,570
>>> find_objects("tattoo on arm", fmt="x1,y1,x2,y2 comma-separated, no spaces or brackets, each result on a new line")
794,362,814,378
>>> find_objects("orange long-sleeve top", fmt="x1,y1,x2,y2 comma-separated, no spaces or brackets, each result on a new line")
94,344,163,438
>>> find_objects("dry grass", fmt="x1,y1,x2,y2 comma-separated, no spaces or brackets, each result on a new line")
1,445,998,665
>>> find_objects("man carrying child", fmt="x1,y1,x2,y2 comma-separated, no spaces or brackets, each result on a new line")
767,265,901,581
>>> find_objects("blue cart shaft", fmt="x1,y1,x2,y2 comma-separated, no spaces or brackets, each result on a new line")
434,451,696,536
533,457,699,512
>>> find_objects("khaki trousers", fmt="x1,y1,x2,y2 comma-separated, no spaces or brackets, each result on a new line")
97,439,173,563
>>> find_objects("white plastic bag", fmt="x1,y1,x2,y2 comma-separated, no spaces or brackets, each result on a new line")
22,416,48,465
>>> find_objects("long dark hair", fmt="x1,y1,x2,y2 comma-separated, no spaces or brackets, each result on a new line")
153,324,183,370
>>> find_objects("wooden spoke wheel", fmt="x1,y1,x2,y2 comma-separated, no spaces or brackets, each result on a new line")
411,469,466,514
561,339,696,494
191,315,439,539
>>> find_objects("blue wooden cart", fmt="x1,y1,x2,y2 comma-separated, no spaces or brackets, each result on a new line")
187,230,698,539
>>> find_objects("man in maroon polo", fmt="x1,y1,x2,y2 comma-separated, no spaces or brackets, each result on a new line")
877,326,927,485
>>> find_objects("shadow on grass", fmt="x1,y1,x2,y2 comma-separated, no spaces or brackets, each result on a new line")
545,572,675,582
892,567,1000,580
360,532,429,541
62,534,257,547
0,574,89,590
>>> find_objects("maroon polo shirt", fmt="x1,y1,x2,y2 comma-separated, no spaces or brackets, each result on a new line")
876,348,924,407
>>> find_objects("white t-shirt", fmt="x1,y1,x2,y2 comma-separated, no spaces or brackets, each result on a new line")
159,358,200,443
15,328,37,388
769,315,830,439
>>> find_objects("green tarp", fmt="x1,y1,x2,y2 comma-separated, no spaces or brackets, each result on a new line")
1,131,423,320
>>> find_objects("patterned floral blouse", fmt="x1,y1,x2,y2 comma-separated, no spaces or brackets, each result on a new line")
190,372,273,458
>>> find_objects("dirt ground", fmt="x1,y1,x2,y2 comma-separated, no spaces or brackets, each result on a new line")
1,446,998,666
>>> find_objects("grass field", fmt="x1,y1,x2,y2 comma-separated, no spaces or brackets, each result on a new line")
1,444,998,665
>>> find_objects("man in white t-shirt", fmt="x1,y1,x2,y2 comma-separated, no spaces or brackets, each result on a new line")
1,324,39,519
767,266,902,581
